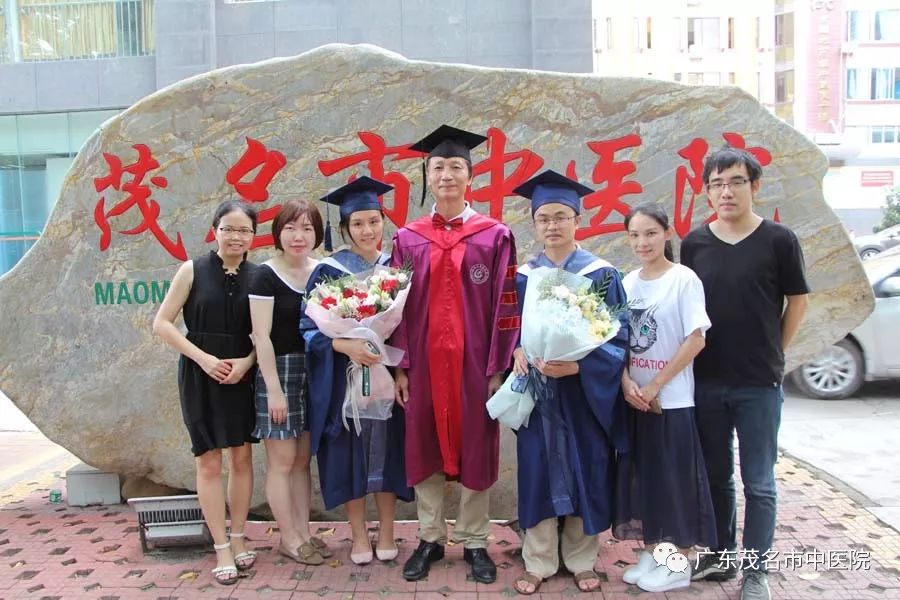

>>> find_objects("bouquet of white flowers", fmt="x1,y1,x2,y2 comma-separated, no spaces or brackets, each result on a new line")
487,266,622,430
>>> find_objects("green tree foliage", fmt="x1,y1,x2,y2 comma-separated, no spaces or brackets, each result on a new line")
874,185,900,233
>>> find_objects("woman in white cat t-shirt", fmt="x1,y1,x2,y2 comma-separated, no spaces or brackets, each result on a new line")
613,202,717,593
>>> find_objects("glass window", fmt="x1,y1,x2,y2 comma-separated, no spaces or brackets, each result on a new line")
872,127,884,143
874,10,900,41
871,68,893,99
2,0,154,63
0,5,8,63
848,10,866,41
728,17,735,49
847,68,860,99
688,17,720,49
775,13,794,46
0,109,122,275
885,127,897,143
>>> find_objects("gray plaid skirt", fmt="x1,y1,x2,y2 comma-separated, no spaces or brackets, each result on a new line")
252,352,308,439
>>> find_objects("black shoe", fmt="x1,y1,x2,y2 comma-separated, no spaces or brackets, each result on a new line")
691,552,739,582
463,547,497,584
402,540,445,581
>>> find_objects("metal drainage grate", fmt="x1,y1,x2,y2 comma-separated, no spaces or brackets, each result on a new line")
127,495,210,552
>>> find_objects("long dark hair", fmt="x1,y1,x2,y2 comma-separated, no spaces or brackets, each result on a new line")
624,202,675,261
212,199,258,231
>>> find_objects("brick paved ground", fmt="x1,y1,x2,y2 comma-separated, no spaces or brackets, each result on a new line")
0,453,898,599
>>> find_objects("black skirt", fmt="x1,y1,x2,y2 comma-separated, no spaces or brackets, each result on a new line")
613,406,717,549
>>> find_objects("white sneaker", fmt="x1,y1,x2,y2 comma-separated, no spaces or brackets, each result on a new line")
623,551,656,584
637,563,691,593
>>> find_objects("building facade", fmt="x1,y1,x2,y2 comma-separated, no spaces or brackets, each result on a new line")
592,0,900,235
0,0,593,275
592,0,776,107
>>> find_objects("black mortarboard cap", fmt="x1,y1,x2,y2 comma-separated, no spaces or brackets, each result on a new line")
409,124,487,204
409,124,488,163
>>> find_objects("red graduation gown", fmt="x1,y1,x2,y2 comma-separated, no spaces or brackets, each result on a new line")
390,213,520,490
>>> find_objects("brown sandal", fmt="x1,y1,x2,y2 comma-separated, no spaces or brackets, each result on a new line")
278,541,325,565
514,572,544,595
309,535,334,558
574,570,601,592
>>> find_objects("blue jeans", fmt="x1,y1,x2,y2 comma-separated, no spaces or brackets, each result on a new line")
694,383,783,569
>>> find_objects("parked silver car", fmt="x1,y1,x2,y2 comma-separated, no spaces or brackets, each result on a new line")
792,247,900,399
853,224,900,259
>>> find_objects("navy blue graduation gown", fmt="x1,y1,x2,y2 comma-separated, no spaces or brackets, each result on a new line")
514,248,629,534
302,250,413,509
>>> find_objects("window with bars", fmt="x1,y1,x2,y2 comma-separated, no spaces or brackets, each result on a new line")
1,0,154,63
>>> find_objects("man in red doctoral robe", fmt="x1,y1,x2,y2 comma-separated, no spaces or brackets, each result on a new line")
390,125,520,583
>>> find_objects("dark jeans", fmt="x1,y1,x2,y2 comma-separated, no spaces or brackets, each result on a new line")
694,383,783,569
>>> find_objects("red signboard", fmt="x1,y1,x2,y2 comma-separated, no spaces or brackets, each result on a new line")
861,171,894,187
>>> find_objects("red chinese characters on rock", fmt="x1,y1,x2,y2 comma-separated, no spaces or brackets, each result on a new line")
468,128,544,220
318,132,421,228
673,132,774,239
205,137,288,249
568,133,643,240
93,144,187,261
92,130,779,259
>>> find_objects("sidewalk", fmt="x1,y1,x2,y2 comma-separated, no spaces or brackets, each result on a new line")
0,451,899,599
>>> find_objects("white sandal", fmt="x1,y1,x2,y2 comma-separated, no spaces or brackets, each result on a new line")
229,532,258,571
212,542,239,585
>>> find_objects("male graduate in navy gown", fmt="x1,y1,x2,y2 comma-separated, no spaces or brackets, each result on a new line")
509,170,629,595
302,176,413,565
389,125,520,583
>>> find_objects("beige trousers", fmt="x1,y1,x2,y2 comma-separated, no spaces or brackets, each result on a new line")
521,516,600,579
414,472,491,548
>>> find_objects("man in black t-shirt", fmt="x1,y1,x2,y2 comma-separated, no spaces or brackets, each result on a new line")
680,146,809,600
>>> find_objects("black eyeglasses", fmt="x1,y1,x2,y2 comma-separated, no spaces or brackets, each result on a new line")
707,177,750,193
534,216,577,227
218,226,254,236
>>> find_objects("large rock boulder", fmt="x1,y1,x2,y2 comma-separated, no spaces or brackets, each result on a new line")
0,44,871,518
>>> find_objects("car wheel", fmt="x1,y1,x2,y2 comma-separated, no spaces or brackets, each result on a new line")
860,248,881,259
791,339,864,399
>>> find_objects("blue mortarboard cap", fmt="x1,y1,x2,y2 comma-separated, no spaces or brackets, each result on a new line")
512,169,594,215
320,176,393,220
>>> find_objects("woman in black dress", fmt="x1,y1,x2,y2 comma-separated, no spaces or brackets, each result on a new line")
153,200,259,585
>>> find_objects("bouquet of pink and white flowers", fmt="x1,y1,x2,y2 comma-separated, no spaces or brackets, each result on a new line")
305,265,412,433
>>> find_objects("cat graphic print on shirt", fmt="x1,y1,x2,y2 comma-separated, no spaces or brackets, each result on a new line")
623,264,711,410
